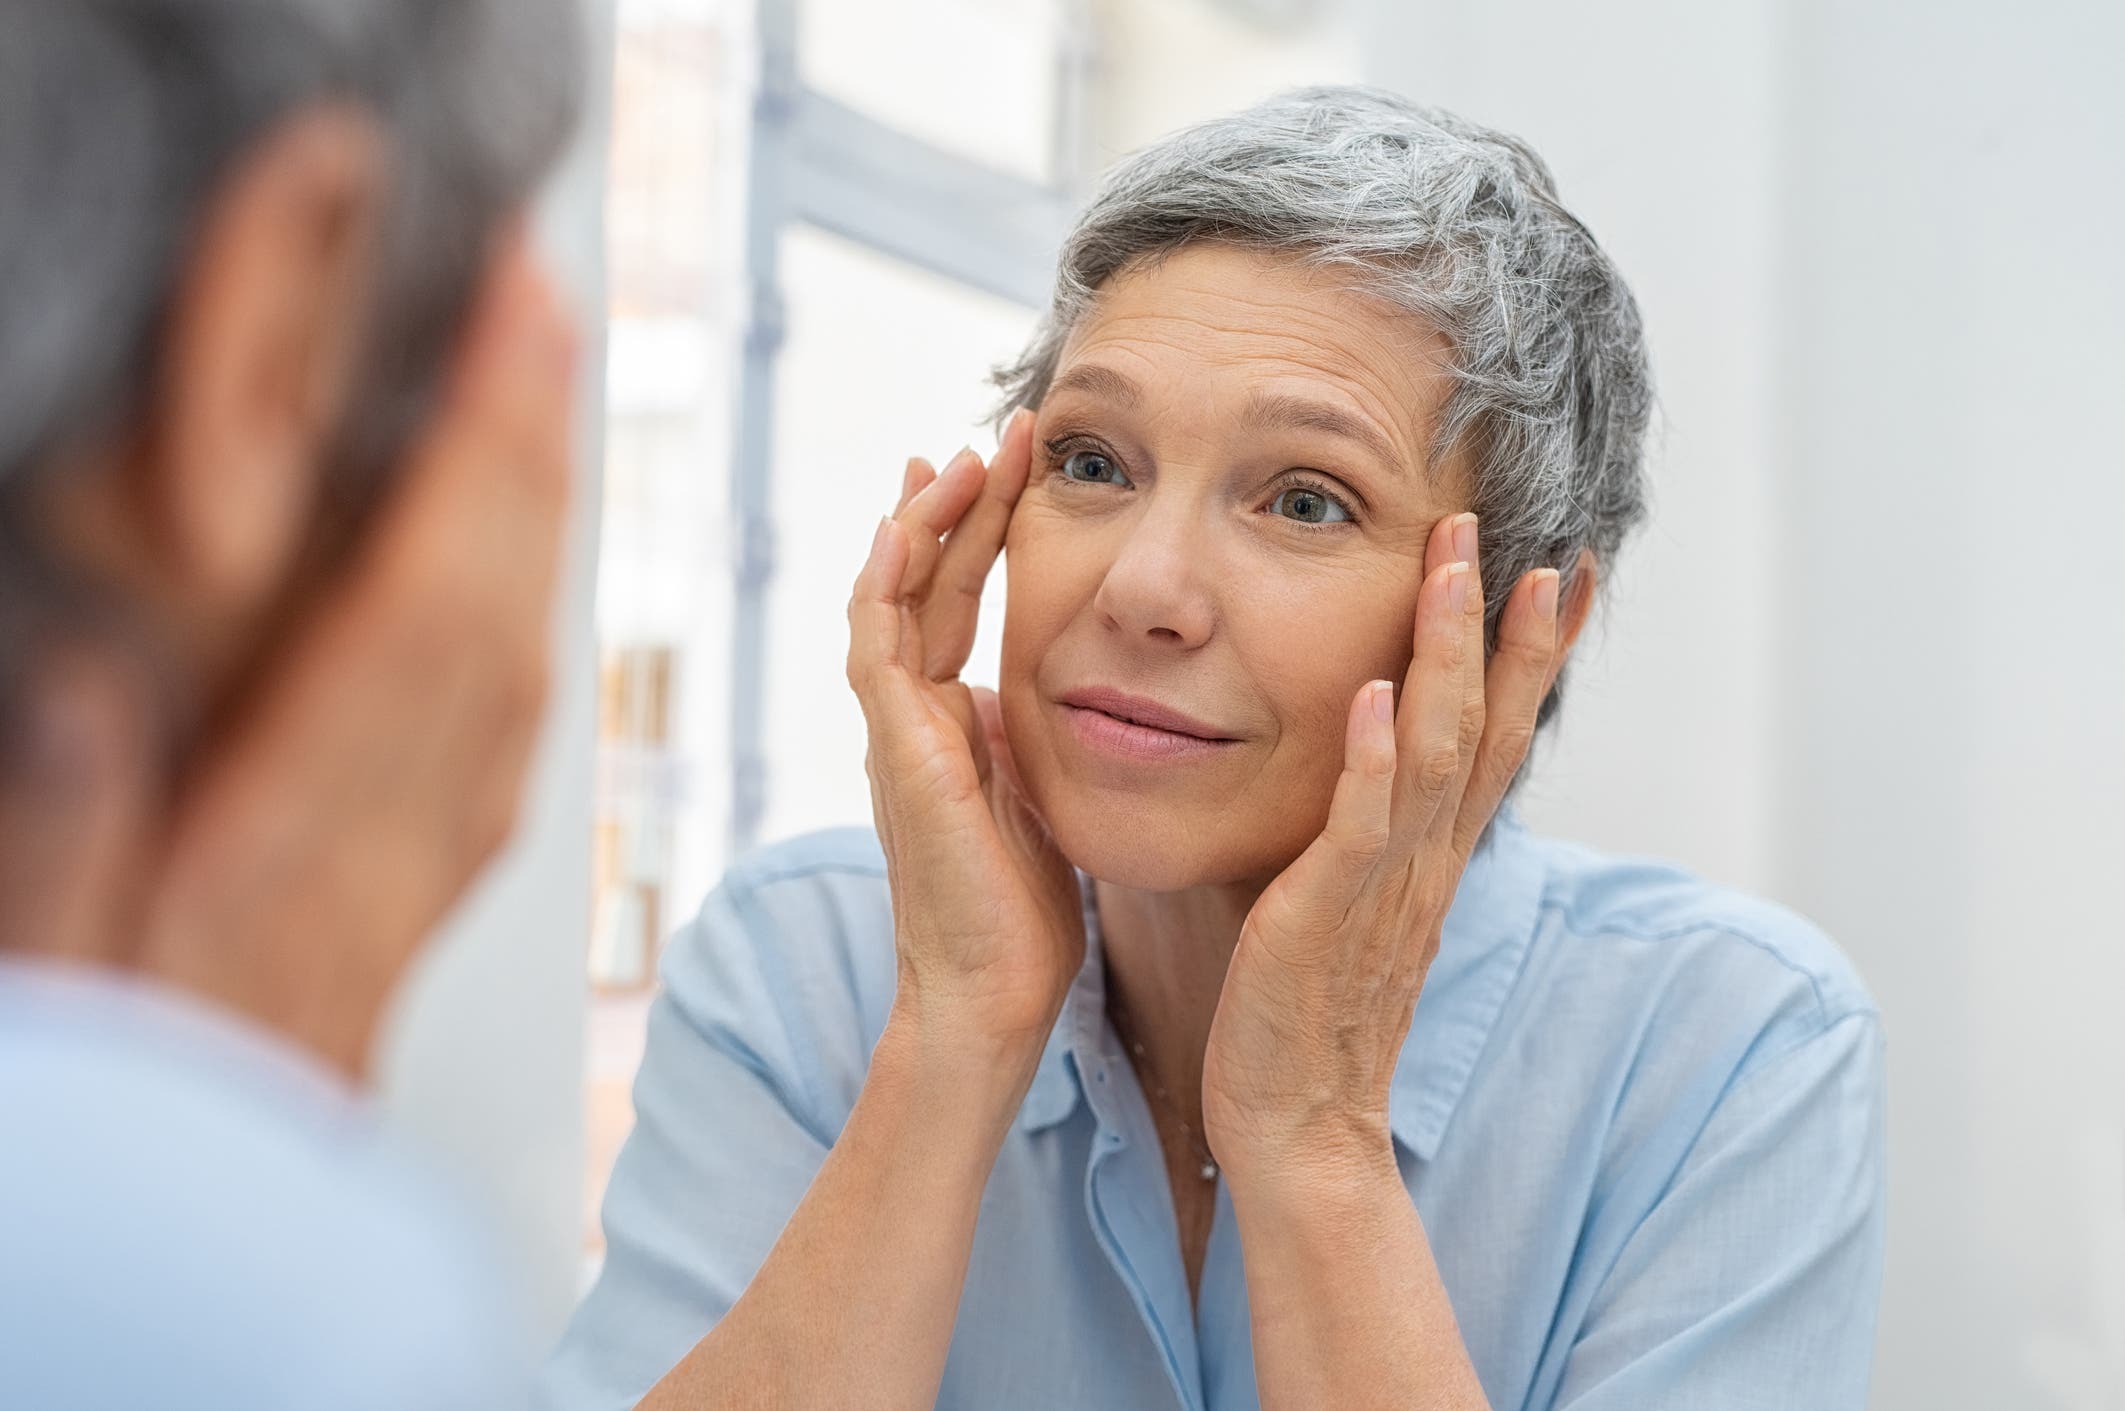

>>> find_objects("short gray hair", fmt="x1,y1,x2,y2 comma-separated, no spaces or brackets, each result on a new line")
0,0,579,726
995,85,1655,803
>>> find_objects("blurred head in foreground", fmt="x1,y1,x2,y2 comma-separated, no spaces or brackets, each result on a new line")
0,0,580,1074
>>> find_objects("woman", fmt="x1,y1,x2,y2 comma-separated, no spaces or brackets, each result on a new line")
543,86,1884,1411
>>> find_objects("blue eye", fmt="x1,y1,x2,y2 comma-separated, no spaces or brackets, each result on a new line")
1269,483,1353,526
1060,448,1130,486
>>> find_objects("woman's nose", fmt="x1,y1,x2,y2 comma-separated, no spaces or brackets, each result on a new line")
1090,502,1216,649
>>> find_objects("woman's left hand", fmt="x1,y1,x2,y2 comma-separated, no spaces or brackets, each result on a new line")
1201,511,1564,1184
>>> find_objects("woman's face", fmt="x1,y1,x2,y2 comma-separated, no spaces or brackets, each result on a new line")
1000,241,1469,890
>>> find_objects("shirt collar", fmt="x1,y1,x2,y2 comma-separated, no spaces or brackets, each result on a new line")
1017,799,1547,1164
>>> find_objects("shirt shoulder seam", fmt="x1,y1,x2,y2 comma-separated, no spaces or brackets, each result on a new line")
1539,893,1876,1032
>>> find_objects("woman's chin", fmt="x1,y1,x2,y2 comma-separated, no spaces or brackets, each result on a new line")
1060,840,1201,892
1041,795,1279,892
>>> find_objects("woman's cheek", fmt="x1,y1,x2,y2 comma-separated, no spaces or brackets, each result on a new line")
1005,501,1110,605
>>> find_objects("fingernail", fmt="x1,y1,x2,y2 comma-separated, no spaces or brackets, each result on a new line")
1453,513,1479,566
948,445,979,473
871,516,891,557
1371,680,1394,724
1533,569,1560,623
1448,562,1471,614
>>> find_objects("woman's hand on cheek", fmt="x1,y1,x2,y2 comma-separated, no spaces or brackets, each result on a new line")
847,408,1084,1071
1201,512,1564,1188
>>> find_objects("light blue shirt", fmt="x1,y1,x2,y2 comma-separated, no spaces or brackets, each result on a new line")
543,801,1885,1410
0,961,527,1411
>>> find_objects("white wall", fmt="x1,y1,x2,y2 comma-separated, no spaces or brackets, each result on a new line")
374,0,614,1347
1365,0,2125,1406
1778,2,2125,1405
1361,0,1784,894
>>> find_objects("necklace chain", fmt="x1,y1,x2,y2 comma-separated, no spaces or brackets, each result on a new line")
1106,991,1219,1182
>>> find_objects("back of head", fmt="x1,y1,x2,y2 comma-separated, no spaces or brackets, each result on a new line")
0,0,581,704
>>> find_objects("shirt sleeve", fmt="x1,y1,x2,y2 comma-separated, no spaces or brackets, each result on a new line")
1544,1009,1887,1411
537,858,884,1411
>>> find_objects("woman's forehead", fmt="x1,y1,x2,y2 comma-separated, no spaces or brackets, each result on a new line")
1061,246,1445,399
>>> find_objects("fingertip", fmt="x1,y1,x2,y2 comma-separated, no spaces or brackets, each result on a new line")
995,407,1036,483
1348,678,1397,774
1448,561,1474,618
898,456,937,512
1497,568,1561,662
1532,567,1561,629
1414,557,1457,649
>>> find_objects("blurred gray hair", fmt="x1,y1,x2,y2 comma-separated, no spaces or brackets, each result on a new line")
0,0,580,549
995,85,1656,802
0,0,579,735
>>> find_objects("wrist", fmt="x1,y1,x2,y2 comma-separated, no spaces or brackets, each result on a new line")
888,953,1069,1064
1211,1108,1399,1203
1223,1144,1409,1260
875,995,1053,1131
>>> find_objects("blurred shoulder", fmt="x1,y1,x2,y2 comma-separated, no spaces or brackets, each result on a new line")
0,968,521,1410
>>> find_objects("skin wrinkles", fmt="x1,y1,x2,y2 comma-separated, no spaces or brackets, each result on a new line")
1001,242,1470,897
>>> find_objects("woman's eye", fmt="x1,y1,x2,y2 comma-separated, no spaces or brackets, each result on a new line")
1269,485,1353,525
1059,448,1129,486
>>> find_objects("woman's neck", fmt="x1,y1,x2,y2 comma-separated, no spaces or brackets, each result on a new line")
1092,876,1266,1130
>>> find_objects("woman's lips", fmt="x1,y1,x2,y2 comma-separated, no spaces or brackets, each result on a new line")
1060,703,1240,764
1054,688,1241,765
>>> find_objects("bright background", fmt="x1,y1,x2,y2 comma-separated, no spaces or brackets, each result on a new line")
374,2,2125,1407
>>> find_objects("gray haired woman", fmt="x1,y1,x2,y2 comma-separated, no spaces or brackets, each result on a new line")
544,85,1884,1411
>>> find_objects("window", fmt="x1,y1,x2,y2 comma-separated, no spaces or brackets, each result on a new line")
586,0,1089,1269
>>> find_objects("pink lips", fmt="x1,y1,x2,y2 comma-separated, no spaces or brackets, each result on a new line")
1056,686,1239,764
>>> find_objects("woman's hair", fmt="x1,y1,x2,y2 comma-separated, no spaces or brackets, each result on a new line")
995,85,1656,800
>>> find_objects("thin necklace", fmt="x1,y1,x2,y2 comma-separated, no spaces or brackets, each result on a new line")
1106,991,1219,1182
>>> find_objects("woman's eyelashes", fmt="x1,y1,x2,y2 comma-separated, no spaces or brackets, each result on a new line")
1043,437,1361,531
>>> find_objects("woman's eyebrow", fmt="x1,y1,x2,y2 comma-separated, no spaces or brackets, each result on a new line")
1047,362,1143,409
1239,391,1408,479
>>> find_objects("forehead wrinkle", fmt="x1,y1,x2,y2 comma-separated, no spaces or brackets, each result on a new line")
1062,273,1449,494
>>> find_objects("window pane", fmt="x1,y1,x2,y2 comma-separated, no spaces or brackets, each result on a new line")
596,1,738,991
760,223,1038,846
586,0,742,1274
799,0,1066,182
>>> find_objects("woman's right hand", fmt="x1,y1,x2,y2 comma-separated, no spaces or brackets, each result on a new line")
845,407,1084,1062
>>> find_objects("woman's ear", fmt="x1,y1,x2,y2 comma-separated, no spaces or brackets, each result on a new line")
137,102,387,620
1555,548,1599,657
